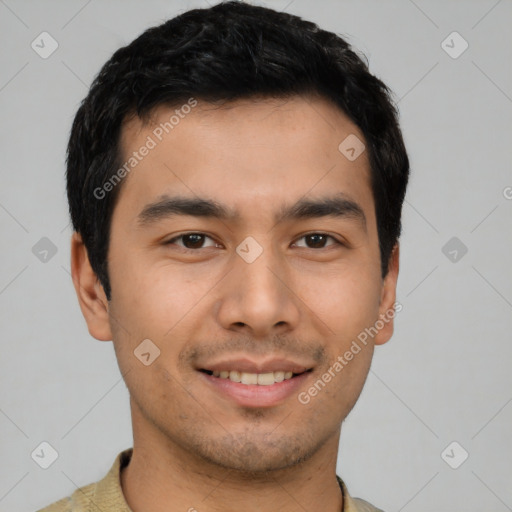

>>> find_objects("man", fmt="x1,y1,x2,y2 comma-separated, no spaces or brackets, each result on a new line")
40,1,409,510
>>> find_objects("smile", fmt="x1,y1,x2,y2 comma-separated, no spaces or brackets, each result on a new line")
198,364,313,407
201,369,310,385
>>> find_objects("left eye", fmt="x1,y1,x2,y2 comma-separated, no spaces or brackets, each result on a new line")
166,233,219,249
293,233,339,249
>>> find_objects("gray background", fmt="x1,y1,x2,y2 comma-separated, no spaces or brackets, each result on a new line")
1,0,511,511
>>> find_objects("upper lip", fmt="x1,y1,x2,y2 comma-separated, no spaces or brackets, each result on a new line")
198,357,312,374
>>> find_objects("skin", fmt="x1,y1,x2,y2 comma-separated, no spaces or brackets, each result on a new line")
71,95,399,512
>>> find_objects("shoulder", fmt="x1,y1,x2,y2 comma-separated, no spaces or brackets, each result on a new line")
35,449,132,512
36,482,96,512
37,496,71,512
337,475,385,512
351,497,386,512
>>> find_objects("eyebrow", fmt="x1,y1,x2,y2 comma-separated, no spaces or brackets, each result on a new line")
275,194,366,230
136,193,367,231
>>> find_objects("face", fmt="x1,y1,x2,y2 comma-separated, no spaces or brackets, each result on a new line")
75,95,399,473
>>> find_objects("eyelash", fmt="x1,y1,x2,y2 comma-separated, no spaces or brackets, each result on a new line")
164,232,343,251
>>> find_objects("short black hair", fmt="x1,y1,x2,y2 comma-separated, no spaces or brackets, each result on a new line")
66,0,409,301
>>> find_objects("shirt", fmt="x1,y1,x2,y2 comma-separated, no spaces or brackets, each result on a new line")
37,448,384,512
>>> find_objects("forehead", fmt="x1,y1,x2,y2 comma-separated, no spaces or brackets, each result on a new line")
114,95,374,227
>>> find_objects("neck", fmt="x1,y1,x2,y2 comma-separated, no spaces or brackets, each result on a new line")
121,403,343,512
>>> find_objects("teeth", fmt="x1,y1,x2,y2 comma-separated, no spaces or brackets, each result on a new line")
229,370,241,382
212,370,296,385
257,372,275,386
274,371,285,382
241,372,258,385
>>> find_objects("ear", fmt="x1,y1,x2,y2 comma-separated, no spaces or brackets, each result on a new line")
70,232,113,341
374,243,400,346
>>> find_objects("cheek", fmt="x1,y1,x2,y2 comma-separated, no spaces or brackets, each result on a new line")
297,262,382,337
107,253,223,379
298,341,374,424
308,264,381,406
108,249,202,334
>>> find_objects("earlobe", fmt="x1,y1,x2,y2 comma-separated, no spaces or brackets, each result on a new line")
374,243,400,346
70,232,113,341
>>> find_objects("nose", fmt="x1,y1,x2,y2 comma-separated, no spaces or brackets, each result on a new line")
216,241,301,338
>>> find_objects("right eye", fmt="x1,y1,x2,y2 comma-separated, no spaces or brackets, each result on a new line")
164,233,221,250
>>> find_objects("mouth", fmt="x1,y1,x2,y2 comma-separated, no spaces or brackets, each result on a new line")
199,368,312,386
197,358,314,408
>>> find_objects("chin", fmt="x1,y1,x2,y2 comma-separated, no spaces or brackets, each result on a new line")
190,431,320,474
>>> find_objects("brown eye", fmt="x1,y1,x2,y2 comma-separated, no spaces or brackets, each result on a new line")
306,234,328,248
294,233,339,249
181,234,206,248
166,233,218,250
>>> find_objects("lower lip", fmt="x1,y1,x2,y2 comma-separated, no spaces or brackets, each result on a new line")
200,372,311,408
